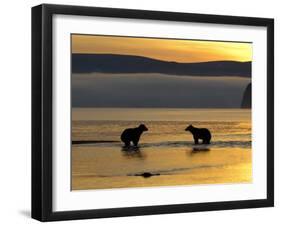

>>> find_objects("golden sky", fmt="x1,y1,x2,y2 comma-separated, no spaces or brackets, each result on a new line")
72,34,252,63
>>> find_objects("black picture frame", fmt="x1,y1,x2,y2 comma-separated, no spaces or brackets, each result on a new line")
32,3,274,222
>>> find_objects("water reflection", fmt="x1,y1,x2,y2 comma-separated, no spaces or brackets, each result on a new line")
121,146,146,159
189,147,210,156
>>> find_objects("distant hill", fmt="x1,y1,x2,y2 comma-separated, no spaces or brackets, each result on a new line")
241,83,252,108
72,54,251,77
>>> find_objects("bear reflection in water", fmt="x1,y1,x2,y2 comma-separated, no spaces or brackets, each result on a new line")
121,146,146,159
190,147,211,156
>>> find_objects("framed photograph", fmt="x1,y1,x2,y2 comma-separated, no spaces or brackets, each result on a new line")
32,4,274,221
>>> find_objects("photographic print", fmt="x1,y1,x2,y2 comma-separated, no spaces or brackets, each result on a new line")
32,4,274,221
71,34,252,190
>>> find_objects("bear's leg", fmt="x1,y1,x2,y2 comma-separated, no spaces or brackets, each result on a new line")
132,139,139,147
203,139,210,144
124,141,130,147
193,136,199,145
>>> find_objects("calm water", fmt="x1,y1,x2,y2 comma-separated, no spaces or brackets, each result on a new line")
72,108,252,190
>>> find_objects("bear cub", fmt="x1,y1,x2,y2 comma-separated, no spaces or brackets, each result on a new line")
121,124,148,147
185,125,211,144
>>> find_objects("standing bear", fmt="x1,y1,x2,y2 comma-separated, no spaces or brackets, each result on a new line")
185,125,211,144
121,124,148,147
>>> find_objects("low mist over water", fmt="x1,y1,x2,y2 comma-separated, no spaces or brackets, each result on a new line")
72,73,250,108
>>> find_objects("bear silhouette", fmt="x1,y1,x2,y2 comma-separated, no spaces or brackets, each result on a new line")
121,124,148,147
185,125,211,144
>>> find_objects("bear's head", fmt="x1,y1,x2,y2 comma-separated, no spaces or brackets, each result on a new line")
185,125,194,131
138,124,148,131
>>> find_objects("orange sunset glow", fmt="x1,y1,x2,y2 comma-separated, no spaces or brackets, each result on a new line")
72,34,252,63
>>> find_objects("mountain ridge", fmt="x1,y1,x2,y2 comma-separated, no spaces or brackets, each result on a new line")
72,53,252,77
